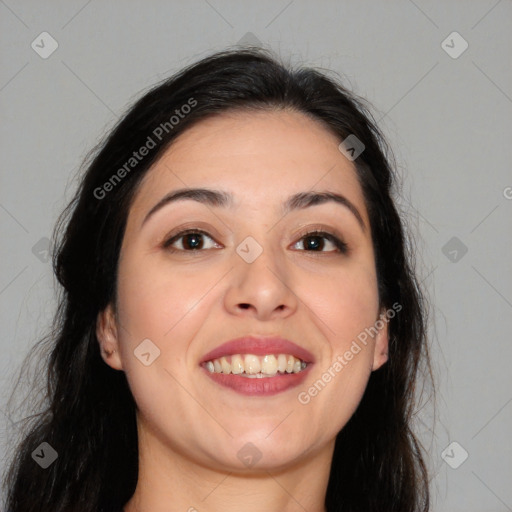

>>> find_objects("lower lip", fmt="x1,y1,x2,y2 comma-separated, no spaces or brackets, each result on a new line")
202,366,312,396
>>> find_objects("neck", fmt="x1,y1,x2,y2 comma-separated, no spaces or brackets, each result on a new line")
123,423,334,512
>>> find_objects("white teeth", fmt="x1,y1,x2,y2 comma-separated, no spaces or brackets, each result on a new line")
277,354,287,373
220,356,230,374
204,353,307,376
244,354,261,375
231,354,244,374
261,354,278,376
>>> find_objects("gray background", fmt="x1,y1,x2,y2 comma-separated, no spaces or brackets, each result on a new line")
1,1,511,510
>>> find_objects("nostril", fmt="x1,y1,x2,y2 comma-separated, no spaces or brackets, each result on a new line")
239,303,251,309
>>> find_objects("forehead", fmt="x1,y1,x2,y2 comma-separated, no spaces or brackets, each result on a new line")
129,109,368,222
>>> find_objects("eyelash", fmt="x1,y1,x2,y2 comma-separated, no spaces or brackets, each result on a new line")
162,228,348,255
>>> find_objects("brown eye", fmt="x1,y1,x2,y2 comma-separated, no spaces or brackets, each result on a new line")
292,230,348,253
163,230,220,252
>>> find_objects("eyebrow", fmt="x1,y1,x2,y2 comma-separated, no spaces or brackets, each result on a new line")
141,187,366,232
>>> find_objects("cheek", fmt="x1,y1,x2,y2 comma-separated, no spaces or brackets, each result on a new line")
115,255,209,344
301,260,380,347
294,262,379,428
114,254,229,401
113,257,210,427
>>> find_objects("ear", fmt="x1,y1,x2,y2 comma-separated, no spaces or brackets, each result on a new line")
96,303,123,370
372,308,389,371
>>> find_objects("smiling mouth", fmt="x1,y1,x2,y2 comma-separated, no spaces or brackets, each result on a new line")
202,353,308,378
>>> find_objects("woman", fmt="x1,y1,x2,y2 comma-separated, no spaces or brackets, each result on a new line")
3,48,432,512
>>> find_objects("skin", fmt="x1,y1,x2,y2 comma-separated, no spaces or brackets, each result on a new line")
96,109,389,512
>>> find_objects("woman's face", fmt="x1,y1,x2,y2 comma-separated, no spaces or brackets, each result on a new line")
98,109,388,471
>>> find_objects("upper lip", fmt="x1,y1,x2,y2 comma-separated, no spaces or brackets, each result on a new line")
200,335,315,364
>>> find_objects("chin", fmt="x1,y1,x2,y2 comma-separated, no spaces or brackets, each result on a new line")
202,432,314,473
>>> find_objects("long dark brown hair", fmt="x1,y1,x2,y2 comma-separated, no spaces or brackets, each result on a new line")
3,47,433,512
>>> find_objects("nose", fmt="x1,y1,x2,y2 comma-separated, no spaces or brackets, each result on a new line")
223,241,298,321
